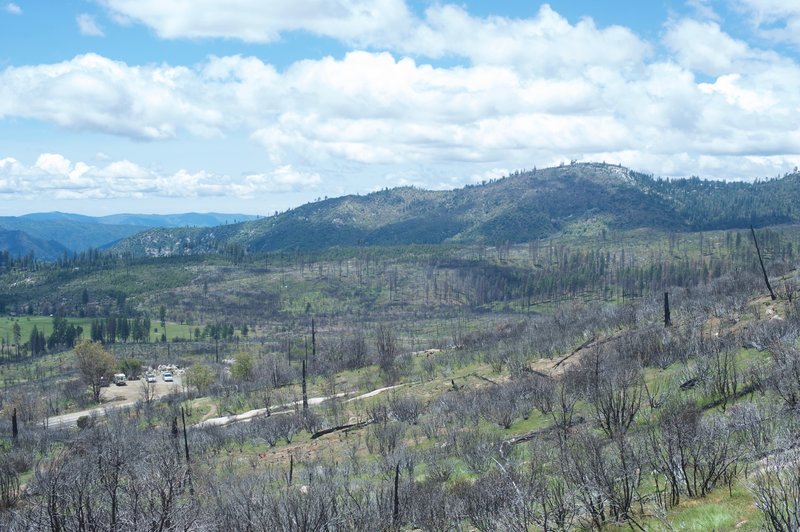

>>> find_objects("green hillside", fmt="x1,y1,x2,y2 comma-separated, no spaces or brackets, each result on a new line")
112,162,800,257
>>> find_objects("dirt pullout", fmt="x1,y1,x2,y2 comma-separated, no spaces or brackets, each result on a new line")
45,374,183,428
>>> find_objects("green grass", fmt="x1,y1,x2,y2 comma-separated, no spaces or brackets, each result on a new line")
0,314,214,345
0,315,94,344
636,481,761,531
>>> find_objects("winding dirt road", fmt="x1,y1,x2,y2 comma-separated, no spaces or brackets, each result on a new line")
44,379,404,429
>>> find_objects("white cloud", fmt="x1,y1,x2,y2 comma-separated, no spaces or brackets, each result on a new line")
0,153,319,200
686,0,720,21
0,2,799,197
233,166,322,197
698,73,777,112
97,1,648,74
77,14,105,36
4,3,21,15
98,0,412,44
3,39,800,182
404,4,648,74
733,0,800,47
734,0,800,22
664,19,751,76
35,153,72,175
0,53,223,140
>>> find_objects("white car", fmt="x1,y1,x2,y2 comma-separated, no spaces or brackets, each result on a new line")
145,373,157,383
162,371,174,382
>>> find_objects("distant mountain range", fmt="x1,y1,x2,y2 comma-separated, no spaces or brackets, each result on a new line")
109,162,800,257
0,212,257,259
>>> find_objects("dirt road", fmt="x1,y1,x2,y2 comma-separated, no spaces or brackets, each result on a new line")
196,383,406,428
44,377,402,430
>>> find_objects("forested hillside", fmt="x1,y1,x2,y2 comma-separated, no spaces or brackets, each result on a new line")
0,229,67,261
0,212,257,259
112,163,800,257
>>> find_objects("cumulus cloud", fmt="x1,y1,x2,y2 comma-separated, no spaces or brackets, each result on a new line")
0,2,799,193
403,4,648,74
98,0,413,45
0,53,223,140
97,1,648,74
664,19,751,76
4,3,20,15
77,14,105,36
733,0,800,47
233,166,322,198
0,154,320,200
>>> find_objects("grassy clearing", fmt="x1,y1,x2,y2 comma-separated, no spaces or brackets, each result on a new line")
0,315,94,343
638,481,761,531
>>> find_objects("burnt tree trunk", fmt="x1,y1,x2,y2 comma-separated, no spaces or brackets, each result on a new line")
181,407,190,464
751,226,777,300
181,406,194,496
311,318,316,358
302,359,309,414
11,408,17,440
664,292,672,327
393,462,401,525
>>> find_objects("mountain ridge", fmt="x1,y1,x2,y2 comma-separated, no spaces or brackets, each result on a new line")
0,212,259,259
110,162,800,257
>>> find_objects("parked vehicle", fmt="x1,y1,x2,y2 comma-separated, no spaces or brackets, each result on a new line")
113,373,127,386
145,373,157,383
162,371,173,382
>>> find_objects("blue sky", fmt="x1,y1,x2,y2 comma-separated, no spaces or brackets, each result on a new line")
1,0,800,216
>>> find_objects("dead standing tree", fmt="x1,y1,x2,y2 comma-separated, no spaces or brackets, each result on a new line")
302,358,309,415
664,292,672,327
751,226,777,301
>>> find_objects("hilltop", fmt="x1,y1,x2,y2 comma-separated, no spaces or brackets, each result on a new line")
111,162,800,257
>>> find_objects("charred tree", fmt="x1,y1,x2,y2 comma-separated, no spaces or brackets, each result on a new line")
664,292,672,327
751,226,777,301
311,318,316,358
181,407,190,464
302,359,309,415
393,462,401,525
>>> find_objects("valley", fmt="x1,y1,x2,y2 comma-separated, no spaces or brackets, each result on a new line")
1,178,799,529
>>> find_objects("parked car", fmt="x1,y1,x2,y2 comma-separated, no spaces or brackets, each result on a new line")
145,373,157,383
113,373,127,386
162,371,174,382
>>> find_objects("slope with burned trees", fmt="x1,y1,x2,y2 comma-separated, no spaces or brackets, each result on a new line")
2,219,800,529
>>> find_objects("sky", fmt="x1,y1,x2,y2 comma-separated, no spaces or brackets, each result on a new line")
1,1,800,216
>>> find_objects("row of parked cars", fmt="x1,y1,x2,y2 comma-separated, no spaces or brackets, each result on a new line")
113,371,174,385
145,371,173,383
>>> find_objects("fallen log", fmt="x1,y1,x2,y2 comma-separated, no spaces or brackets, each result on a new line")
700,384,759,411
311,420,373,440
504,416,586,446
468,373,499,386
552,337,596,368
